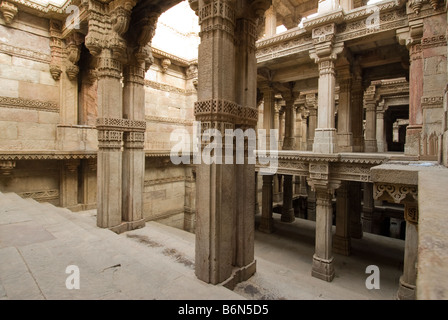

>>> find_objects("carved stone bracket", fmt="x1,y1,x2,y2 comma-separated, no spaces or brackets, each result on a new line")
0,160,16,175
373,182,418,203
0,1,18,25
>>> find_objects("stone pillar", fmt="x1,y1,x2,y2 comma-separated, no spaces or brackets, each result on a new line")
336,67,353,152
282,92,296,150
362,182,377,233
351,62,364,152
281,175,295,223
191,0,270,286
259,175,274,233
264,5,276,38
309,174,340,282
295,106,303,150
60,159,80,210
307,187,316,221
260,84,275,146
122,64,146,230
333,181,351,256
278,108,285,149
306,94,318,151
376,109,386,153
364,85,378,152
94,50,124,230
301,109,308,150
405,23,424,156
397,203,418,300
349,181,363,239
310,24,343,153
81,158,97,210
184,166,196,233
318,0,341,14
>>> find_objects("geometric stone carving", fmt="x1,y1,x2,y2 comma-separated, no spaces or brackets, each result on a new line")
0,96,59,113
18,189,59,202
404,203,419,225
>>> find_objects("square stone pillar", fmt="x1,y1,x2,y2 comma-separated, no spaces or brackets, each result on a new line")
80,158,97,210
351,62,364,152
364,85,378,153
376,110,386,153
307,187,317,221
362,182,377,233
349,181,363,239
122,64,146,230
310,24,344,153
259,175,274,233
281,175,295,222
333,181,351,256
60,159,80,210
282,92,296,150
336,67,353,152
307,105,317,151
264,5,276,38
397,202,418,300
309,176,340,282
184,166,196,233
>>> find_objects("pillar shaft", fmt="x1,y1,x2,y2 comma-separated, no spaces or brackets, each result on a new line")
259,175,274,233
312,185,336,281
60,160,80,209
307,107,317,151
96,50,123,229
351,65,364,152
334,181,351,256
398,204,418,300
349,181,363,239
281,175,295,222
337,74,353,152
376,111,386,153
282,97,296,150
405,37,424,156
364,102,378,152
122,64,146,227
264,5,276,38
362,182,377,233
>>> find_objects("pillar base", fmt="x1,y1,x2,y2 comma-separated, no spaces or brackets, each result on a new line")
364,139,378,153
258,217,275,233
333,235,351,256
397,276,416,300
313,129,337,153
281,208,295,223
311,254,335,282
109,218,146,234
221,260,257,290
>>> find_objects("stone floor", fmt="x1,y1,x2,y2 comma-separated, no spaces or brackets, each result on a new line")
0,191,404,300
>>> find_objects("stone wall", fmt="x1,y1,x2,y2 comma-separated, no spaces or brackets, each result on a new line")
0,12,59,151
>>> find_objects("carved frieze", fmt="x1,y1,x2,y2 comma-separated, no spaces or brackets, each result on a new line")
0,96,59,113
18,189,59,202
421,96,443,109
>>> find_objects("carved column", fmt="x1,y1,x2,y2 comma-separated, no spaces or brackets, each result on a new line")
278,107,285,149
336,66,353,152
307,186,317,221
60,159,80,210
281,175,295,223
122,64,147,229
310,24,343,153
333,181,351,256
301,108,308,150
309,168,340,281
259,175,274,233
364,85,378,152
282,92,296,150
191,0,270,286
184,166,196,233
260,83,275,146
405,23,424,156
